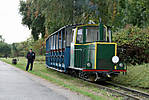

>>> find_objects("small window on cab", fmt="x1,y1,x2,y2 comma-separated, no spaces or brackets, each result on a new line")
76,28,83,44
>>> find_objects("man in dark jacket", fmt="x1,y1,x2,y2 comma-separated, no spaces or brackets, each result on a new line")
26,49,35,71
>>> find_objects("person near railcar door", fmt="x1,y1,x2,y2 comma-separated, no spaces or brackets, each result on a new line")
26,49,35,71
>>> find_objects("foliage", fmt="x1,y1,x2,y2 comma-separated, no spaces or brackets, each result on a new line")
0,35,11,57
19,0,45,40
113,26,149,64
0,35,5,42
11,42,28,57
19,0,149,40
0,42,11,57
11,37,46,57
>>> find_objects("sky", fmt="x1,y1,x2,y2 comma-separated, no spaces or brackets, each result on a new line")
0,0,31,44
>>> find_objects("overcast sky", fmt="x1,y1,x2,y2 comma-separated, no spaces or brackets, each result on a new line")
0,0,31,44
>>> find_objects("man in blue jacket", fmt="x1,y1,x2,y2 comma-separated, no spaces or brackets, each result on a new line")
26,49,35,71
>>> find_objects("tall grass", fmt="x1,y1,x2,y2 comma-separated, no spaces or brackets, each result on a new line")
113,64,149,89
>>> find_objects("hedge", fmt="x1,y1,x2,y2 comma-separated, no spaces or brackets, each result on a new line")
113,26,149,65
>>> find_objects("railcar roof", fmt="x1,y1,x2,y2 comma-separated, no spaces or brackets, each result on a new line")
46,24,80,40
46,24,99,40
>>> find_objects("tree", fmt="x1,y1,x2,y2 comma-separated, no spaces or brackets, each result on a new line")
19,0,45,40
0,35,11,57
0,35,5,42
19,0,149,38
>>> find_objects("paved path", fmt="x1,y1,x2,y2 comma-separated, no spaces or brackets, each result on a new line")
0,61,90,100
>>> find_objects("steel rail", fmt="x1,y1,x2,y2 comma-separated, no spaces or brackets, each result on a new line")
87,82,141,100
106,82,149,99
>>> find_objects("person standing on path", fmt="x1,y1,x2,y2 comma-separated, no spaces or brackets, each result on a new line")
26,49,35,71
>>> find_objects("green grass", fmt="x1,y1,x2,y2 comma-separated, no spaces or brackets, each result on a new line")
0,57,122,100
113,63,149,90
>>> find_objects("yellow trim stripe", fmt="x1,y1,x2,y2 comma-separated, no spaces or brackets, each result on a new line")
94,42,97,69
74,27,78,44
96,42,116,45
115,43,117,56
114,66,117,70
74,42,117,46
114,43,117,69
76,24,98,28
74,43,95,45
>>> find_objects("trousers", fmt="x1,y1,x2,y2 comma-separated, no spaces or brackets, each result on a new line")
26,60,34,71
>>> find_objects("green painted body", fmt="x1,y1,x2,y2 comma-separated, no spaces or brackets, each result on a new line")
96,44,115,70
99,23,104,41
75,45,95,69
70,43,120,70
70,43,95,69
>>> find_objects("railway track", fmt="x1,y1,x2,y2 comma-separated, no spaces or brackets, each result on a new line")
96,84,141,100
65,72,149,99
73,78,147,99
104,82,149,100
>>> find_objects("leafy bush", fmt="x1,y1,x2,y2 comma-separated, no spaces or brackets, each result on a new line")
113,26,149,64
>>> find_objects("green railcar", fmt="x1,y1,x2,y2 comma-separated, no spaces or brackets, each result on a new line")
69,24,126,80
46,23,126,81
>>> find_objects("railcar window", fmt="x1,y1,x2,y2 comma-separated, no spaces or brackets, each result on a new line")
72,29,76,42
59,32,62,49
65,29,67,46
56,33,58,49
62,29,66,48
76,29,83,43
53,35,56,49
66,28,73,46
59,30,65,49
103,28,107,41
71,29,74,43
48,37,51,50
66,29,69,46
76,26,108,43
46,39,49,51
51,36,53,50
86,27,99,42
108,30,112,42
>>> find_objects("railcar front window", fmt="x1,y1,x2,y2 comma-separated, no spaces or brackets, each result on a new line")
76,26,108,44
86,27,99,42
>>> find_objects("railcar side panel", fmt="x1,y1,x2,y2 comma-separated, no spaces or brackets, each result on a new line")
74,44,95,69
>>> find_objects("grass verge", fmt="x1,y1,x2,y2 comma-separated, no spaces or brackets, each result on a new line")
0,57,122,100
113,63,149,92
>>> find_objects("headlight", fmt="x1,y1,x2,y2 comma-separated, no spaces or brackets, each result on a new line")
86,62,92,68
112,56,119,64
119,63,124,67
